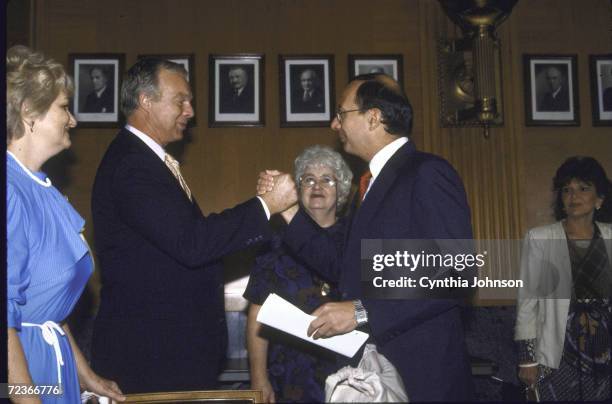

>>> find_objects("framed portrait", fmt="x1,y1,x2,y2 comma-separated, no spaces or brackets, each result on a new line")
139,54,197,126
589,54,612,126
279,55,335,127
523,54,579,126
70,53,124,127
348,54,404,85
208,54,264,127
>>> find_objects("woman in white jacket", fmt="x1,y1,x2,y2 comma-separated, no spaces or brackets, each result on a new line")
515,156,612,401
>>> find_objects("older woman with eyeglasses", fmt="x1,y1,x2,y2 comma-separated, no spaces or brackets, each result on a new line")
7,45,124,403
244,145,353,403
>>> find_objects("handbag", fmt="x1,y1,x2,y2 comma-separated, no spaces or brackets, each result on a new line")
325,343,409,402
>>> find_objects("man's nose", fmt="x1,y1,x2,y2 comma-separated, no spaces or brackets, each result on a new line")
331,117,341,131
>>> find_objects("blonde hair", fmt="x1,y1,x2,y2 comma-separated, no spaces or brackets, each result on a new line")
6,45,73,143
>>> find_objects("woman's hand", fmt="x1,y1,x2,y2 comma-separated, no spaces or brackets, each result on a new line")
518,365,538,387
251,377,276,403
80,370,125,403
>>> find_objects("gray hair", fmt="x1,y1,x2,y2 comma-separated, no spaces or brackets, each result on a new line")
121,58,188,117
294,145,353,210
6,45,73,143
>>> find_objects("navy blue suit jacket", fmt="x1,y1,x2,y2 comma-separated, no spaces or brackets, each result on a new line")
284,141,474,401
91,129,271,393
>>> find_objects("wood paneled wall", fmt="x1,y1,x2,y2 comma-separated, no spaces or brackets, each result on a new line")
11,0,612,307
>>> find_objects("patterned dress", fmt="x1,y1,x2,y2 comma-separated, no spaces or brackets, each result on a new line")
7,152,93,403
244,222,344,403
518,226,611,401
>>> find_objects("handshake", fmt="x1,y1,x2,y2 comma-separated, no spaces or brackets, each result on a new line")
257,170,300,221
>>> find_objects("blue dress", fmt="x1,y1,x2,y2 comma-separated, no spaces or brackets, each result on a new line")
7,153,93,403
243,222,343,403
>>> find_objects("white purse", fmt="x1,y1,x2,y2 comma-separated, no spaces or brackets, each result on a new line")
325,343,409,402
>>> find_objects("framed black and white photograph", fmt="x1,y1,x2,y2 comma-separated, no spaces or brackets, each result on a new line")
70,53,124,127
139,54,196,125
279,55,334,127
523,54,579,126
208,54,264,127
348,54,403,85
589,54,612,126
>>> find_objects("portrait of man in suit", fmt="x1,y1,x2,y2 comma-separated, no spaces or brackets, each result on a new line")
290,67,325,113
82,65,114,113
537,64,570,112
220,65,255,114
260,73,475,401
90,58,296,394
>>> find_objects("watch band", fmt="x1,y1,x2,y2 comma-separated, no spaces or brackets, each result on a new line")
353,299,368,326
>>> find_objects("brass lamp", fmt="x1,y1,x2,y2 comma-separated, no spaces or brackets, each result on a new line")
438,0,517,137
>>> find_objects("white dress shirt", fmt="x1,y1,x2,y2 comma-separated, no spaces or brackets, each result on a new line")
363,136,409,198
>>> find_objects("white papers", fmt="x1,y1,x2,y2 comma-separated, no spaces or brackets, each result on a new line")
257,293,369,358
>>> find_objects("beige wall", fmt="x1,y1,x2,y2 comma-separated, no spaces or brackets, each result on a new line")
8,0,612,308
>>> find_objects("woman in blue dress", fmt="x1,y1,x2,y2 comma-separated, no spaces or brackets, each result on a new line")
245,145,353,403
7,46,125,403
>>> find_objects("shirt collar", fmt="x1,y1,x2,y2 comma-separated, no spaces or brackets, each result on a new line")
369,137,409,180
95,86,107,98
125,124,165,161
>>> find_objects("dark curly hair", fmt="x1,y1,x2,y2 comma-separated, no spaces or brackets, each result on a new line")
351,73,413,137
552,156,612,222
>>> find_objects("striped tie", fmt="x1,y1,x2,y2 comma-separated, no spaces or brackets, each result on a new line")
164,153,192,201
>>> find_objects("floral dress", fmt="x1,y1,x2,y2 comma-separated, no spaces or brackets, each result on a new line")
244,222,344,403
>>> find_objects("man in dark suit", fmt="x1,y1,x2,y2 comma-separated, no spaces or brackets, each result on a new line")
538,65,570,112
220,66,254,113
261,74,474,401
291,68,325,113
91,58,296,394
83,66,114,113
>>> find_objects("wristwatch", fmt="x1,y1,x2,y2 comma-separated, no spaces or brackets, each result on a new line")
353,299,368,326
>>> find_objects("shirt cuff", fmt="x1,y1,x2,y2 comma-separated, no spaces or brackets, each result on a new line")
256,196,271,220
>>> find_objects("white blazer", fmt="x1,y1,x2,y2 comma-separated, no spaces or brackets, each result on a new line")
514,221,612,369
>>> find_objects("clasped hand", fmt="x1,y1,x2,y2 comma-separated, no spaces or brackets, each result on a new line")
257,170,298,218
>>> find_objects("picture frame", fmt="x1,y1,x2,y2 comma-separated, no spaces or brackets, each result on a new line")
523,54,579,126
208,54,264,127
279,55,335,127
348,54,404,85
589,54,612,126
69,53,124,127
125,389,262,403
139,54,197,126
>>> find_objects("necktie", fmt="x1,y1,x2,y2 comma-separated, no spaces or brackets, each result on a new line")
164,153,192,201
359,170,372,201
303,91,311,102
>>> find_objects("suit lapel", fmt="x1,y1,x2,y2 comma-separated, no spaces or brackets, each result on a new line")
118,129,195,205
352,142,416,229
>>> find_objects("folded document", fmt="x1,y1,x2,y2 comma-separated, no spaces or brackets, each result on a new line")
257,293,369,358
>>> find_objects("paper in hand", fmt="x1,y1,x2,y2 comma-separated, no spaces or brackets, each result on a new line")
257,293,369,358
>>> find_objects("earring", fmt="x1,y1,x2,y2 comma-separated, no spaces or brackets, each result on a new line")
29,121,35,132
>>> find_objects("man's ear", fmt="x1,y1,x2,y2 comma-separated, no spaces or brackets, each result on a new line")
368,108,382,131
139,93,152,111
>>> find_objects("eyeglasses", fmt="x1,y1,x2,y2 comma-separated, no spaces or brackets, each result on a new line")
299,175,337,188
335,108,361,123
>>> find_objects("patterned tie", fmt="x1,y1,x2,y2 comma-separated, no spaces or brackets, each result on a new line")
359,170,372,201
164,153,192,201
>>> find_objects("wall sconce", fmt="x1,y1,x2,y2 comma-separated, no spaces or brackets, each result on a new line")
438,0,517,138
